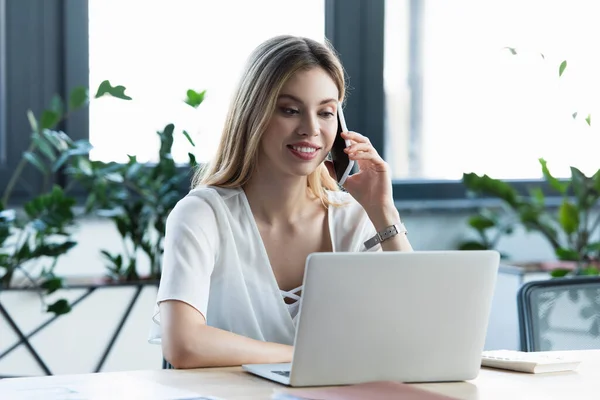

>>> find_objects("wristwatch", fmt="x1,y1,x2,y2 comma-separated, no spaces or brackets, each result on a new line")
364,223,407,250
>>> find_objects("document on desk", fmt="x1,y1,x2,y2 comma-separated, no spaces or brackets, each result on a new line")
272,380,457,400
0,376,220,400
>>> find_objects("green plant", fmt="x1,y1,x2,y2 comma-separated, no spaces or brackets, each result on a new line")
459,48,600,276
462,159,600,277
457,207,514,258
70,90,202,281
0,81,130,314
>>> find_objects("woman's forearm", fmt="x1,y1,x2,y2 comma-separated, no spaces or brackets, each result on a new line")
164,323,293,369
160,300,293,369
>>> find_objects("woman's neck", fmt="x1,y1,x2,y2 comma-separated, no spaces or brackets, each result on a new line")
243,171,320,226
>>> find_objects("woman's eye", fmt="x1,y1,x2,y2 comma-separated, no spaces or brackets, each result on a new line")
320,111,335,118
281,107,299,115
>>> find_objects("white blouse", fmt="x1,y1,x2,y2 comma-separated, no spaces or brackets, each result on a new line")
148,185,380,346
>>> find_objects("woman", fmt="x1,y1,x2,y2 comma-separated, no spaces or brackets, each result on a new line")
149,35,413,369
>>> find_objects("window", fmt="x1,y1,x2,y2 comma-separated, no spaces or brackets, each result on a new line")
385,0,600,181
88,0,325,164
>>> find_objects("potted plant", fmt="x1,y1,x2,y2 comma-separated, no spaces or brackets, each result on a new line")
462,159,600,277
69,90,202,282
0,81,131,314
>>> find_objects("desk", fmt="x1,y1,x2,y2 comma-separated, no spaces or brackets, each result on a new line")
1,350,599,399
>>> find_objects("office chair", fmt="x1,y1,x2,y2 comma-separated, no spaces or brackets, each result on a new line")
517,276,600,351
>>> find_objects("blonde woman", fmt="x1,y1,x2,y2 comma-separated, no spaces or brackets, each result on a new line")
149,35,413,369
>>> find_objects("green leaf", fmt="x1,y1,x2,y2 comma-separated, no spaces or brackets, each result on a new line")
125,163,143,180
47,299,71,315
27,110,39,133
40,111,60,130
52,144,92,173
42,130,71,152
185,89,206,108
462,173,520,208
49,94,64,117
458,241,489,251
84,192,97,213
586,114,591,126
467,215,495,231
539,158,569,194
40,276,63,295
158,124,175,157
585,242,600,252
32,241,77,257
94,80,132,100
529,186,545,206
550,268,571,278
182,130,195,146
558,200,579,235
76,157,93,176
23,151,47,174
555,247,579,261
581,267,600,276
559,60,567,77
69,86,89,110
188,152,197,167
32,132,56,162
504,47,517,55
570,166,590,208
572,112,578,119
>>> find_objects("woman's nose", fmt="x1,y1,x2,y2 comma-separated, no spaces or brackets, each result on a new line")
298,114,320,136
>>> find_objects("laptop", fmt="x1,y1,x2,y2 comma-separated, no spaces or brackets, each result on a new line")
242,250,500,387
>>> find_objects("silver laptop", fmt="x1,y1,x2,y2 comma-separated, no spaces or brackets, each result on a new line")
242,250,500,387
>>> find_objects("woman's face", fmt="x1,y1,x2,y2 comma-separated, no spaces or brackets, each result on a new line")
259,67,339,179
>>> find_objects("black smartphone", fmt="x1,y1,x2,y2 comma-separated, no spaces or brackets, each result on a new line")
329,102,354,184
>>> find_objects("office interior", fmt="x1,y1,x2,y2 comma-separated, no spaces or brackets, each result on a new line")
1,0,599,379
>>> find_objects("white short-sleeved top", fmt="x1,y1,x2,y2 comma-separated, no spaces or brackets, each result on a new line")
148,185,380,346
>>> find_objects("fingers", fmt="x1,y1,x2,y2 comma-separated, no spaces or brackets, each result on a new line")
341,131,371,145
344,142,371,155
341,131,378,158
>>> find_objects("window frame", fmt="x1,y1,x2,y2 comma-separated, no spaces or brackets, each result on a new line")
1,0,70,205
326,0,566,204
0,0,6,170
2,0,561,207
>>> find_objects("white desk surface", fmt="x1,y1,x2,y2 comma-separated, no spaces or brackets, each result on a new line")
1,350,598,399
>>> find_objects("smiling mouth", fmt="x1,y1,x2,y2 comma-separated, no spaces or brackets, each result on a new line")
287,145,320,154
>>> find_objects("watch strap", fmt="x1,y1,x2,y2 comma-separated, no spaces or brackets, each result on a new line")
364,223,407,250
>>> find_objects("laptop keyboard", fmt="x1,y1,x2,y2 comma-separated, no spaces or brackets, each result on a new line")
272,370,290,377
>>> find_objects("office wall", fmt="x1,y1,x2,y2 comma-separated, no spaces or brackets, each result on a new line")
0,208,557,376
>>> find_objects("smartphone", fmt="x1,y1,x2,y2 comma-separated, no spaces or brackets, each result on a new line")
329,102,355,185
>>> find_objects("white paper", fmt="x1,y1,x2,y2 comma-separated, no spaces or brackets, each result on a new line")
0,376,222,400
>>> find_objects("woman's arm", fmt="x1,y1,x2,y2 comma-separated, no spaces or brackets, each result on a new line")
160,300,293,369
367,203,413,252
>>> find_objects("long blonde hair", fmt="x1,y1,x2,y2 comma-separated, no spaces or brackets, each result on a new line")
192,35,346,207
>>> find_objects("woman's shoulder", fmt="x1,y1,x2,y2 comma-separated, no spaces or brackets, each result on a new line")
168,185,244,226
187,185,244,202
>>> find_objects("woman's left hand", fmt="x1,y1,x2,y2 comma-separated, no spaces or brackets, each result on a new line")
340,131,400,229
